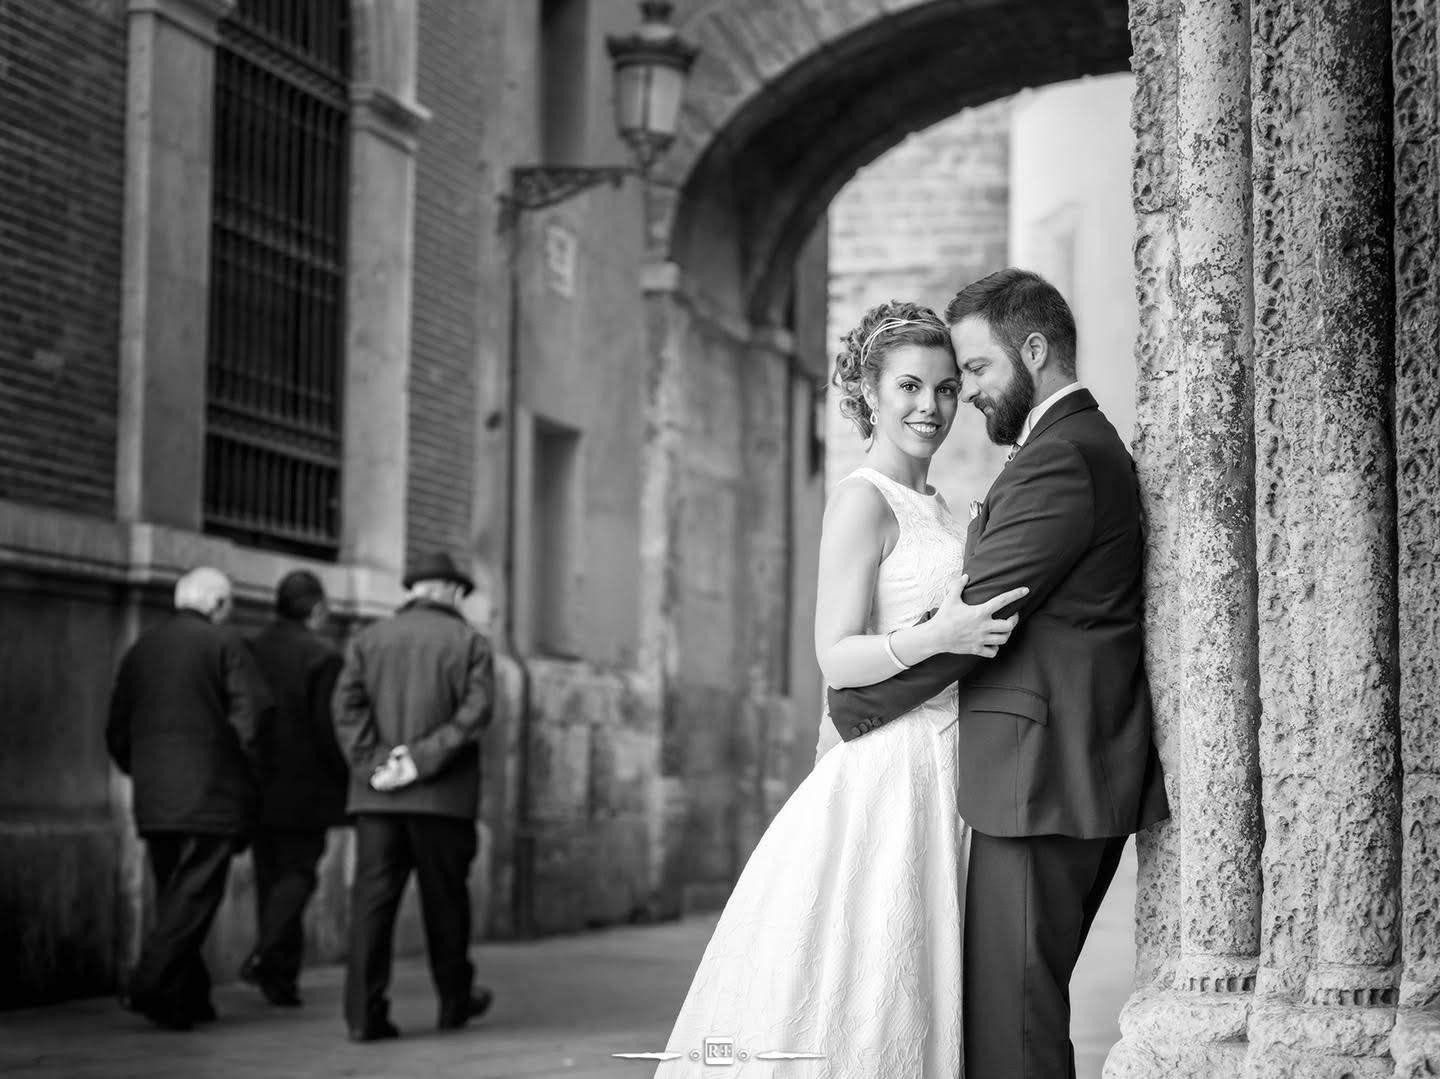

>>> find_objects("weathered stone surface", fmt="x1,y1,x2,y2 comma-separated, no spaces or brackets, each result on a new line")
1173,0,1262,985
1248,1002,1396,1058
1392,0,1440,1020
1116,0,1417,1074
1105,987,1250,1079
1391,1009,1440,1079
1250,0,1324,1009
1303,0,1400,1001
1127,0,1183,999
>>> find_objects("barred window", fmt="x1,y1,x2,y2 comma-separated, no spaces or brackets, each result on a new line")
204,0,351,558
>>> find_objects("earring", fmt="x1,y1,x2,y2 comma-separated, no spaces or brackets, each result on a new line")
868,404,878,426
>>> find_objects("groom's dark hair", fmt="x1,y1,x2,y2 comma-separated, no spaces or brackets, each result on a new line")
945,268,1078,377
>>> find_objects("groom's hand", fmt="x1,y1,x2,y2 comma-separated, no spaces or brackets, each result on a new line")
922,574,1027,659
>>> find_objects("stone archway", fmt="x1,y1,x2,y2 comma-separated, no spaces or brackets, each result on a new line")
638,0,1133,917
641,0,1440,1076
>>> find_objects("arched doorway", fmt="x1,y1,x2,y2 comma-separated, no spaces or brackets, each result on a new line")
640,0,1129,915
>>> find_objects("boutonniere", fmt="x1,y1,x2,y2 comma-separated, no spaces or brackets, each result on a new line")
969,499,983,521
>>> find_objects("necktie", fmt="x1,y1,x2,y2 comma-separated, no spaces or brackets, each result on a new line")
1005,443,1020,464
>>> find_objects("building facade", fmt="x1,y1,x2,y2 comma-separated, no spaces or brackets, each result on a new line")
0,0,828,1005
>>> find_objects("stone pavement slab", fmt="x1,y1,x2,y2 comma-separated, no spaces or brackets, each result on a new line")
0,847,1135,1078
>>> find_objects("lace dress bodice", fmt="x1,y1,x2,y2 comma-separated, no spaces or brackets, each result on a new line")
844,466,969,722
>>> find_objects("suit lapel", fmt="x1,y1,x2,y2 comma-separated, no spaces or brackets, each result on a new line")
1012,388,1099,462
969,390,1100,548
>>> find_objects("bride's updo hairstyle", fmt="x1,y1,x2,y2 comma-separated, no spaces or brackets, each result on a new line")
833,300,954,439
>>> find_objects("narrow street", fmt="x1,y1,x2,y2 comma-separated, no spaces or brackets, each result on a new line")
0,847,1136,1078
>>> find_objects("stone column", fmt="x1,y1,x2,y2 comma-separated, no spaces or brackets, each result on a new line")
1245,1,1401,1075
1248,0,1324,1023
116,0,235,529
341,1,429,573
1172,0,1262,1010
1391,2,1440,1073
1125,0,1183,1000
1108,4,1260,1074
1303,0,1399,1014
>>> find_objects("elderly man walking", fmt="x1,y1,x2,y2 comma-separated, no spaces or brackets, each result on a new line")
333,551,496,1042
106,567,262,1031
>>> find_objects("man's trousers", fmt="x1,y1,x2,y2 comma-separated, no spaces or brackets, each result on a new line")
129,832,237,1022
344,813,477,1033
963,830,1129,1079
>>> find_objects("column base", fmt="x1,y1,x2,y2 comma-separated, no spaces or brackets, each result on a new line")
1104,986,1251,1079
1242,1000,1396,1079
1391,1009,1440,1079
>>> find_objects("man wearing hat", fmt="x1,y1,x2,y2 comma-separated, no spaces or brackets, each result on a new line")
332,551,496,1042
240,570,348,1007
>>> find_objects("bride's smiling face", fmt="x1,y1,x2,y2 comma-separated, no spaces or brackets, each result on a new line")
864,343,961,458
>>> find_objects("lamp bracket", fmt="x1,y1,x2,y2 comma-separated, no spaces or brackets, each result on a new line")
500,165,637,227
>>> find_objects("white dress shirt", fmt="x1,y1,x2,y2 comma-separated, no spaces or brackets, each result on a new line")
1015,381,1086,448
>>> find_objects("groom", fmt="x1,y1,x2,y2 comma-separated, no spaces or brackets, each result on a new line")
827,268,1169,1079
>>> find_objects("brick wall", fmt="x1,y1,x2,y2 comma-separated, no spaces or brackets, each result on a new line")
0,0,126,517
406,0,487,563
826,101,1013,508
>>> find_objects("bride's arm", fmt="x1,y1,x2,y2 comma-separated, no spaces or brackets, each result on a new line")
814,480,1014,689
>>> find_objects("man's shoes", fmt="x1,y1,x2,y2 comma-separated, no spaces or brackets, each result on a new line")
240,954,301,1007
261,982,302,1007
437,986,494,1031
347,1019,401,1043
189,998,218,1024
121,992,192,1032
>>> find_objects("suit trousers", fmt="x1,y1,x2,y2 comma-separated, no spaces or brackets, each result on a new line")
130,832,237,1019
345,813,477,1032
251,827,329,987
963,830,1128,1079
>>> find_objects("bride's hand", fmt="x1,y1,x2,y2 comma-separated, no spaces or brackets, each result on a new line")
925,574,1028,658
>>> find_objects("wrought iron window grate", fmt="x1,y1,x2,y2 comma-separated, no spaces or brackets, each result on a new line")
204,0,350,558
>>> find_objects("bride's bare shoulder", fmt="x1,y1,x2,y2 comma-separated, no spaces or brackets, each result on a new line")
822,473,897,554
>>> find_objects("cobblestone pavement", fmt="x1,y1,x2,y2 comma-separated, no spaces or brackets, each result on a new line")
0,848,1136,1079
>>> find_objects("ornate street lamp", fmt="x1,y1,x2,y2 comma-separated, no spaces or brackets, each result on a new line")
502,1,698,223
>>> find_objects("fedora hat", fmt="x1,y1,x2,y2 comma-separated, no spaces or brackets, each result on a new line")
403,551,474,596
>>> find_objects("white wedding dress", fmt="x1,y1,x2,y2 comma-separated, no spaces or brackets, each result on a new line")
655,467,972,1078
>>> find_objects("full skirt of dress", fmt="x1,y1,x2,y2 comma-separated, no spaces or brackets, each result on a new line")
654,709,968,1078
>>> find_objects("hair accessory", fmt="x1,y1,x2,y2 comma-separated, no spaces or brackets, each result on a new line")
883,629,912,671
859,317,924,365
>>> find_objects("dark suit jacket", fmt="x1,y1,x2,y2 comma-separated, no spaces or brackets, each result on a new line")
247,619,348,830
828,388,1170,839
332,599,494,820
106,610,262,836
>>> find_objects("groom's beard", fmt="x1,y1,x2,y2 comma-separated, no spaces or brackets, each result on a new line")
974,357,1035,446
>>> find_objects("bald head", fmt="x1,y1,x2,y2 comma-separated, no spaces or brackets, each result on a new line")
175,567,234,623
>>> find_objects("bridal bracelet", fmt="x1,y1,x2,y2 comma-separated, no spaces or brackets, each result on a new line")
883,629,912,671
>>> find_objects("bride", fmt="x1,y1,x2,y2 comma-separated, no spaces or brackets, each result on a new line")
654,301,1027,1076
